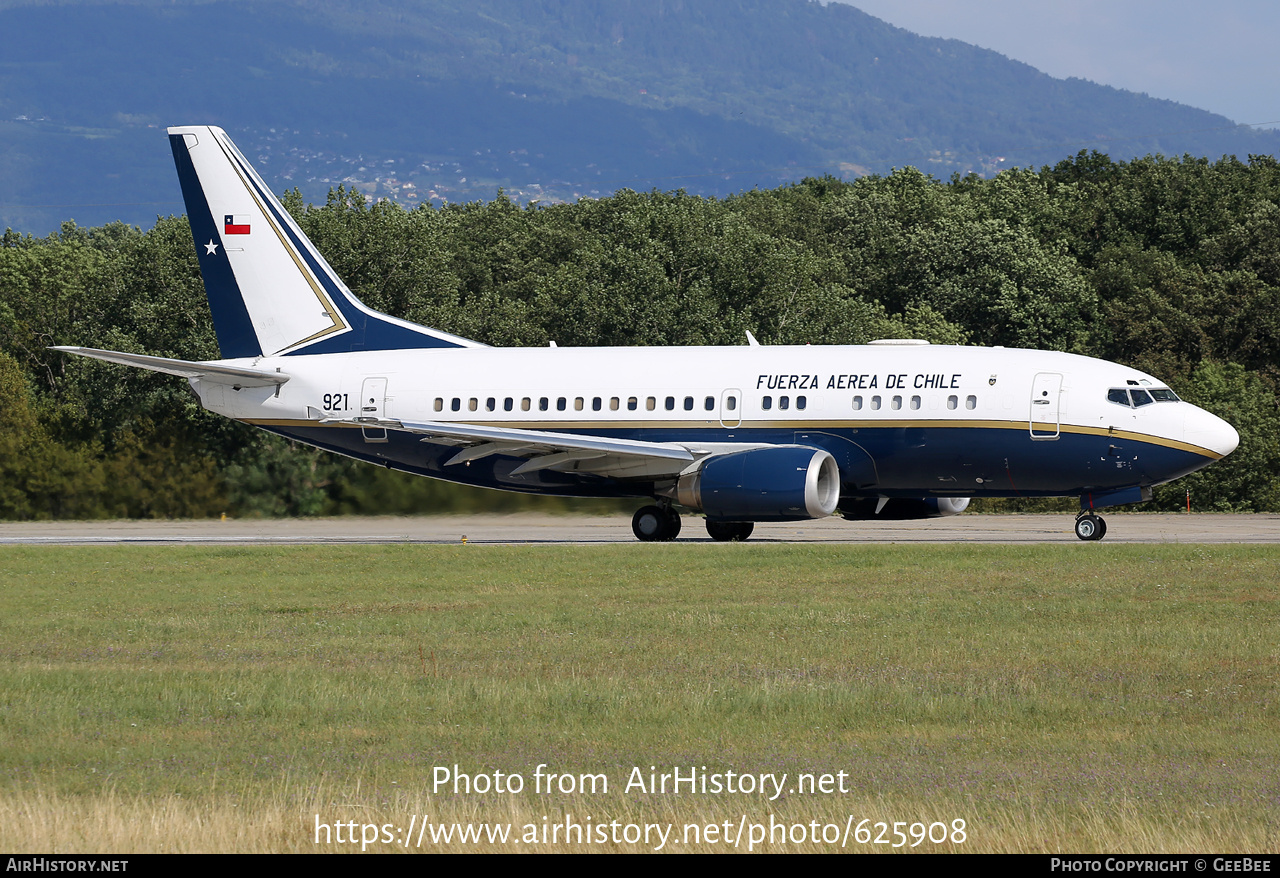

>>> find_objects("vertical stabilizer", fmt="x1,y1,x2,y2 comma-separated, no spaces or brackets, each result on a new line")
167,126,481,358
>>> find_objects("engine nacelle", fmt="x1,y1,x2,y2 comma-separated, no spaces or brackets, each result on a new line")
841,497,970,520
674,446,840,522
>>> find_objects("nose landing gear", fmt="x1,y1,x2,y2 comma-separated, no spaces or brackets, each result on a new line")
1074,512,1107,541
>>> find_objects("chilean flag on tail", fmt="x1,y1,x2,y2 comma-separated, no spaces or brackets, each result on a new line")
224,214,251,235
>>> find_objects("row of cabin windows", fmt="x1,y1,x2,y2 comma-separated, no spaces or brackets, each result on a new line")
852,394,978,411
433,395,728,413
760,395,806,411
430,393,987,415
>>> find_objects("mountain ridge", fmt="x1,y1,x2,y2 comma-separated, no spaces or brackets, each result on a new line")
2,0,1276,233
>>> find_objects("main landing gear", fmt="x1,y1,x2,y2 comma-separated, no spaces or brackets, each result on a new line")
705,520,755,542
631,506,757,542
1074,511,1108,541
632,504,682,542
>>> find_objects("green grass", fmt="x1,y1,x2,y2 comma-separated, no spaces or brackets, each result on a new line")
2,544,1277,851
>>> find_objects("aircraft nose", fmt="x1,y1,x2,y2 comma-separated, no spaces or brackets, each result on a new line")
1185,407,1240,459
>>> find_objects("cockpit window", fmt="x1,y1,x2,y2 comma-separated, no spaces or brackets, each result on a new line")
1107,388,1131,407
1109,387,1178,407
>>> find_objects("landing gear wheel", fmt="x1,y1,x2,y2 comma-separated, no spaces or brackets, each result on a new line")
633,505,680,542
706,520,755,542
1075,513,1106,541
663,507,682,540
632,506,665,542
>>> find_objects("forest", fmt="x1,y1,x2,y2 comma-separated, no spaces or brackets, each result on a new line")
3,150,1279,519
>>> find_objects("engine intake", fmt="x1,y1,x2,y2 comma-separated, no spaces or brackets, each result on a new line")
675,446,840,522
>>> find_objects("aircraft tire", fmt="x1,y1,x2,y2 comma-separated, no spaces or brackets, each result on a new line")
664,508,682,541
1074,513,1105,541
633,505,672,542
706,520,755,542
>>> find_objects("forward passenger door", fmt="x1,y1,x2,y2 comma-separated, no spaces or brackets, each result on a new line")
1029,372,1062,440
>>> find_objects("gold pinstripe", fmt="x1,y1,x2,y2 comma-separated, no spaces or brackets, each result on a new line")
212,134,346,350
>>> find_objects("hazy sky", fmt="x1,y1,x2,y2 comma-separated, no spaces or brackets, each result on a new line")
841,1,1280,127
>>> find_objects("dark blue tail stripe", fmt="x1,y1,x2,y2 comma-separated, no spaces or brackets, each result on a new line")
169,134,262,359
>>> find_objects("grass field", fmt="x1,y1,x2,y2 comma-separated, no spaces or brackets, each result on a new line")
1,542,1277,852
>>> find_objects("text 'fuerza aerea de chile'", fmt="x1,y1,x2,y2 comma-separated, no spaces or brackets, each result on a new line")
756,373,962,390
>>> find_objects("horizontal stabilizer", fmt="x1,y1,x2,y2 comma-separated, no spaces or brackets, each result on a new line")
51,347,289,387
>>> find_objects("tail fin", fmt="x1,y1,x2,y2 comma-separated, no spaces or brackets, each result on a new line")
167,126,481,358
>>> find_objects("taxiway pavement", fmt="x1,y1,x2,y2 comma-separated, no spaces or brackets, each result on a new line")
3,514,1279,545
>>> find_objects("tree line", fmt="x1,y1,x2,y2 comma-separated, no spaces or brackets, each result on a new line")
3,150,1279,519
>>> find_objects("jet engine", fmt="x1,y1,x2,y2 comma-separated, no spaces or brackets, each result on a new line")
840,497,971,520
670,446,840,521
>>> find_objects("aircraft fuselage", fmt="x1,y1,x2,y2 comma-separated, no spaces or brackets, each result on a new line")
198,342,1235,504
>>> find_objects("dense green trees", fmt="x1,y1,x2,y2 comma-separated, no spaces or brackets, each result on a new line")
3,152,1278,518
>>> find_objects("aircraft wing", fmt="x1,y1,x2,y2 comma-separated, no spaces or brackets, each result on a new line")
51,347,290,387
326,417,698,478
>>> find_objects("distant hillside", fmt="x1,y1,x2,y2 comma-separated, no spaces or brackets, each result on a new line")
2,0,1278,233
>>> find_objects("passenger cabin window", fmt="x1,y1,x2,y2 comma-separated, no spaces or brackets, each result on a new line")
451,398,461,412
947,395,958,410
521,398,531,411
762,396,773,411
434,398,444,412
965,395,977,410
486,397,496,412
556,397,567,411
593,397,602,412
539,397,549,411
725,396,737,411
852,396,863,411
779,396,790,410
796,396,807,410
574,397,584,411
870,395,882,411
646,397,657,411
504,398,514,412
468,398,478,411
683,397,694,411
628,397,638,411
704,396,715,411
910,395,921,410
610,397,620,411
891,395,902,411
665,396,676,411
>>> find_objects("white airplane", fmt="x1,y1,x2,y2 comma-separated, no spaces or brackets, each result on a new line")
55,126,1240,541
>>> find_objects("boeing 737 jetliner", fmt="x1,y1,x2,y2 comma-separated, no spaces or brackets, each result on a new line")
55,127,1240,541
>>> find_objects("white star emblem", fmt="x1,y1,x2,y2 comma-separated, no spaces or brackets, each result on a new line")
205,239,219,256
